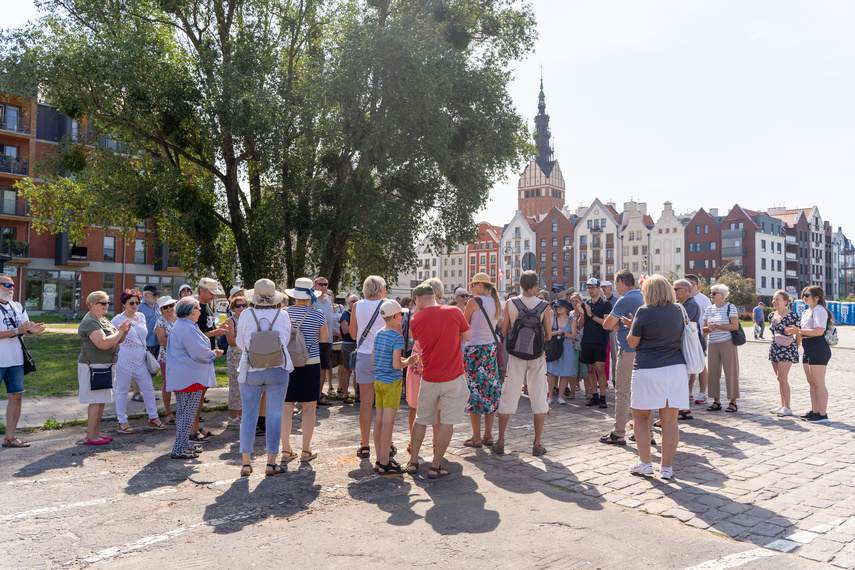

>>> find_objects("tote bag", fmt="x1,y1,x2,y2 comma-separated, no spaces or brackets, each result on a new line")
678,304,705,374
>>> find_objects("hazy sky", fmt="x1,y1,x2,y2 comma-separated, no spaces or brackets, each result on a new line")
7,1,855,237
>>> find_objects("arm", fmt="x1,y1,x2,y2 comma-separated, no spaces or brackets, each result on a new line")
501,305,511,338
318,318,329,343
627,333,641,349
340,314,351,336
88,321,129,351
155,324,168,347
567,316,577,340
350,308,359,340
225,317,238,347
602,314,620,331
460,329,471,344
462,298,478,323
393,348,419,370
542,310,552,341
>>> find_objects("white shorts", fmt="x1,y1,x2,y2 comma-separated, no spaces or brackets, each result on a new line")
498,355,548,415
630,363,690,410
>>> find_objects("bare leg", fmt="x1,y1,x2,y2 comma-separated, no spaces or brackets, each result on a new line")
772,361,792,409
484,412,495,442
497,412,510,444
699,366,708,395
431,423,453,468
632,409,653,464
806,364,828,415
359,383,375,447
301,401,317,454
468,411,482,443
557,376,570,399
659,407,679,468
533,413,545,446
376,407,397,466
162,389,174,421
5,393,22,441
594,362,607,397
409,421,427,465
547,373,558,398
86,403,105,440
281,402,295,452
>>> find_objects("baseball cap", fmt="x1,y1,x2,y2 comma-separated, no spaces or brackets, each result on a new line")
143,284,160,295
600,280,613,287
586,278,600,287
380,300,405,318
551,284,566,293
198,278,225,295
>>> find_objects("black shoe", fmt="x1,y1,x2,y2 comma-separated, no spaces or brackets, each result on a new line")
599,397,607,409
806,414,829,423
586,395,600,407
800,411,816,421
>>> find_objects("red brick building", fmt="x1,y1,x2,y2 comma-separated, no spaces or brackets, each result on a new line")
467,222,502,285
684,208,722,280
532,206,576,290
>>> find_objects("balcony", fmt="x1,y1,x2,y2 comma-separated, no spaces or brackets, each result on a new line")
0,112,30,136
786,235,797,245
721,246,746,257
0,156,28,176
0,198,30,217
590,225,603,233
590,241,602,249
721,228,745,239
786,270,797,278
786,252,797,261
0,238,29,260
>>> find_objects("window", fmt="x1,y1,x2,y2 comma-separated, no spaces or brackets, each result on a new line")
778,278,782,289
606,249,613,260
134,239,146,264
490,254,496,264
580,251,587,261
564,237,570,246
642,246,648,255
666,228,670,234
676,264,681,272
761,240,766,252
676,247,681,253
103,236,116,262
470,255,476,264
540,238,546,248
711,242,716,251
540,253,546,262
655,248,660,254
632,246,638,255
696,226,700,234
552,267,558,277
480,254,486,264
444,270,448,277
432,259,436,266
580,236,587,246
552,221,558,233
704,225,709,233
632,262,639,271
451,258,455,266
777,243,781,253
761,258,766,270
552,253,557,262
564,252,570,261
432,271,436,278
524,239,530,250
761,276,767,288
564,266,569,275
777,260,781,272
102,273,115,302
601,219,606,227
587,220,593,229
552,237,558,247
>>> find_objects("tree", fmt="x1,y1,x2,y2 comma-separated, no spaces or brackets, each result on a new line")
2,0,535,291
697,264,757,310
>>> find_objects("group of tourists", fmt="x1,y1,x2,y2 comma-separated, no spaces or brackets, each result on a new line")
0,269,837,481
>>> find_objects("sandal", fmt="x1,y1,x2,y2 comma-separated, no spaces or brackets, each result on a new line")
390,444,397,457
406,461,420,475
706,402,723,412
131,392,143,402
198,416,205,423
2,437,30,448
282,450,299,463
149,419,167,430
116,423,135,434
464,438,482,448
377,461,403,474
356,445,370,458
197,429,215,438
301,450,318,462
265,463,285,476
240,464,253,477
427,465,450,479
678,410,694,420
342,396,354,404
599,432,627,446
189,432,212,442
726,402,738,413
482,438,494,446
166,415,176,425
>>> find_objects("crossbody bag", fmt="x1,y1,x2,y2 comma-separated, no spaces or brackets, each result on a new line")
475,297,504,368
81,331,118,391
0,302,36,375
349,301,383,370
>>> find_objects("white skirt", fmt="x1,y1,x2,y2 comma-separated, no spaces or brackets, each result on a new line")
77,363,116,405
630,363,690,410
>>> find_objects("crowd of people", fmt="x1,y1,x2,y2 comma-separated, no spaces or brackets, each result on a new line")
0,270,838,480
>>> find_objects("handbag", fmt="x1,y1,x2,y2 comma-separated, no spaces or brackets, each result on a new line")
726,304,746,346
0,303,37,375
81,340,116,391
544,311,564,363
678,303,705,374
133,323,161,375
475,298,505,368
350,301,383,370
825,324,839,347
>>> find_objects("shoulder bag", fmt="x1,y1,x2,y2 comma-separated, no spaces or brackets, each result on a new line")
475,298,504,368
678,303,705,374
726,304,746,346
81,334,117,391
132,321,161,375
350,301,383,370
285,308,318,368
544,310,564,363
0,303,36,375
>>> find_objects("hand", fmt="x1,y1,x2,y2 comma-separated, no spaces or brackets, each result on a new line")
784,326,798,335
213,349,224,358
121,320,132,332
28,322,47,334
212,328,227,337
620,312,633,328
584,303,592,317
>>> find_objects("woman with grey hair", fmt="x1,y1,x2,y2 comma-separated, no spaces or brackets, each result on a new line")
702,284,741,412
350,275,387,458
339,293,360,403
165,296,223,459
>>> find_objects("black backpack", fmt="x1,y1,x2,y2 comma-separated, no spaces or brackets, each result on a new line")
506,298,547,361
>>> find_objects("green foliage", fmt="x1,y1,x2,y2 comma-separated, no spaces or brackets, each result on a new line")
42,417,62,430
697,264,757,310
2,0,536,290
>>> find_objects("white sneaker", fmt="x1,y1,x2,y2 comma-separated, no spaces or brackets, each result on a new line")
558,398,567,405
660,466,674,480
547,397,553,405
630,460,654,475
777,407,793,417
770,406,783,415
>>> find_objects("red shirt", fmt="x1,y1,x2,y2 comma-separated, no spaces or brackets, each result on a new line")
410,305,470,382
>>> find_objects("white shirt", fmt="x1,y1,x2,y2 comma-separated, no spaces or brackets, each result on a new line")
236,307,294,373
801,306,828,331
354,299,385,355
112,313,149,372
467,295,499,346
694,292,712,314
0,301,27,366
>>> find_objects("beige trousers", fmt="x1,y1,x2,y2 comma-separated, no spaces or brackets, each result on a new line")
707,340,740,400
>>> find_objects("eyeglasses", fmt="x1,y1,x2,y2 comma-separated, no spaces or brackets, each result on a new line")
674,287,686,291
316,282,328,287
0,283,14,288
95,301,109,306
126,300,140,306
234,303,248,308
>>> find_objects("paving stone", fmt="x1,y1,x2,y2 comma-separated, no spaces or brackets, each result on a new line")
800,538,845,563
661,508,695,522
787,530,821,544
764,539,801,553
719,502,751,515
748,522,788,537
709,521,747,538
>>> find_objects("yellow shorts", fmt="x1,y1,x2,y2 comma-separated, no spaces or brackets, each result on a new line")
374,379,403,409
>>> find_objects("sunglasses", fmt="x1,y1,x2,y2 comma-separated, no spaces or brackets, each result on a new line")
710,292,718,296
234,303,248,308
316,282,328,286
95,301,109,306
0,283,14,288
162,304,175,310
126,300,140,306
802,294,811,299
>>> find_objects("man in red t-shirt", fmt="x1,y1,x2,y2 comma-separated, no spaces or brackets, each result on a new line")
407,282,470,479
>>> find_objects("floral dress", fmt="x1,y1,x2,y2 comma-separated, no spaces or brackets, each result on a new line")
768,311,799,363
225,316,243,411
464,341,502,414
154,315,175,363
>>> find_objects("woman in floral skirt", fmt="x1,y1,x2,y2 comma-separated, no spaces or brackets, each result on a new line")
767,290,799,417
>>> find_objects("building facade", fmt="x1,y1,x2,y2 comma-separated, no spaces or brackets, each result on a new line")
618,201,654,280
466,222,502,288
650,202,688,278
532,207,576,292
573,199,620,293
500,211,537,295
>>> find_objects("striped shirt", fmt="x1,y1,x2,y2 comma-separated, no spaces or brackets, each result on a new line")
286,306,326,359
373,328,405,384
703,303,736,345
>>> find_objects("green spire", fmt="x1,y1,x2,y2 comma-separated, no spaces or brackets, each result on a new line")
538,79,545,107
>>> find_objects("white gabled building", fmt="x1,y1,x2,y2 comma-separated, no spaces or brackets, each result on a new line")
500,210,537,295
650,201,688,278
618,201,654,280
573,199,621,293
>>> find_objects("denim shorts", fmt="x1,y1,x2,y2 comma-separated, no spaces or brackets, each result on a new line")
0,365,25,394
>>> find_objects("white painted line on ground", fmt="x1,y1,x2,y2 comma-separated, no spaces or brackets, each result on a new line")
2,488,175,522
5,471,113,486
684,548,778,570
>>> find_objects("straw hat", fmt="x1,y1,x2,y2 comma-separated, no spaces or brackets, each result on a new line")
245,278,286,306
156,296,177,309
468,272,495,288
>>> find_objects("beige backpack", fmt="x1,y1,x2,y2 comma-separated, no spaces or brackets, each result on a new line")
247,309,286,369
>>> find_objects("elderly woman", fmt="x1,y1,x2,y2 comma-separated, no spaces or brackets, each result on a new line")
624,275,688,480
350,275,387,459
768,290,799,417
462,273,503,447
77,291,130,445
165,297,223,459
235,279,293,476
154,296,177,424
786,285,833,423
112,289,165,433
282,277,328,462
702,284,740,413
224,294,247,427
339,293,359,403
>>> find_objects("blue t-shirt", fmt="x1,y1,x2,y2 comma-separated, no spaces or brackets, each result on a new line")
753,306,764,322
373,328,405,383
609,288,643,352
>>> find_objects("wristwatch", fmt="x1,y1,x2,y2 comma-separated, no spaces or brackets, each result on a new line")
13,327,19,336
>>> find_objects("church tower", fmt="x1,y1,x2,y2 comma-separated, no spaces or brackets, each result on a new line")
517,79,565,219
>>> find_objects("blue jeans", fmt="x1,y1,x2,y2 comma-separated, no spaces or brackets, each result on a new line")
239,368,289,454
0,365,24,394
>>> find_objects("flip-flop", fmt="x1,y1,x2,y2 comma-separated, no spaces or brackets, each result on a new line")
131,393,143,402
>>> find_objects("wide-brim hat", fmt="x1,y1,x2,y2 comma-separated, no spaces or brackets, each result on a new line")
157,295,177,309
555,298,572,310
285,277,316,301
468,272,495,288
246,278,286,306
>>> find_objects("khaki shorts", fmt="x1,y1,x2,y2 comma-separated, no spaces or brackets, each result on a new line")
499,355,548,415
374,379,402,409
415,375,468,426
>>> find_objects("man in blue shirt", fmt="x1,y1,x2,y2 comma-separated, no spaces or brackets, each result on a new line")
753,302,765,340
598,270,645,445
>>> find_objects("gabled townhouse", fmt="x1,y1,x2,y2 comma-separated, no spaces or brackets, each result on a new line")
500,210,537,295
617,201,654,280
650,202,689,278
573,199,620,293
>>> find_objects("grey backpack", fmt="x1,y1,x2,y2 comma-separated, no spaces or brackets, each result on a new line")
247,309,286,369
286,308,317,368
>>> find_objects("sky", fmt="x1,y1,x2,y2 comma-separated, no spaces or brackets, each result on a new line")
7,1,855,238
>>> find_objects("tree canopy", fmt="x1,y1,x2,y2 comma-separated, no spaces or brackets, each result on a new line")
2,0,535,291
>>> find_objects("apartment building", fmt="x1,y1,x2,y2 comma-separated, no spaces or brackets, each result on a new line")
573,199,620,292
618,201,654,280
768,207,829,297
441,243,468,294
466,222,502,288
500,211,537,295
531,206,576,292
684,208,722,281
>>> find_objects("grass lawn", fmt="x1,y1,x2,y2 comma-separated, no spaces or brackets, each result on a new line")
1,332,228,400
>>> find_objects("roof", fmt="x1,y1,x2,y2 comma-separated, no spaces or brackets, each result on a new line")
537,160,557,178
